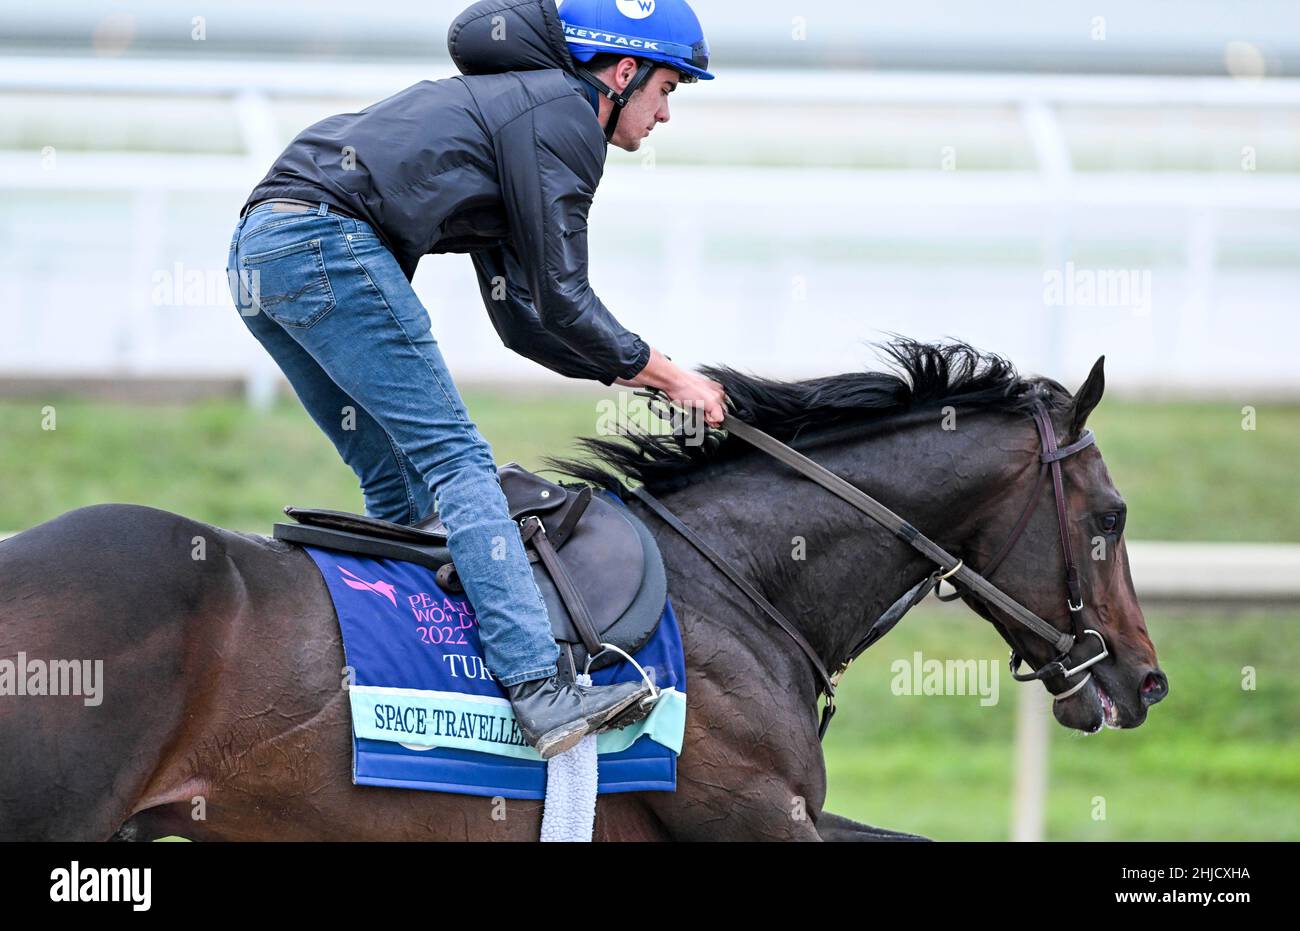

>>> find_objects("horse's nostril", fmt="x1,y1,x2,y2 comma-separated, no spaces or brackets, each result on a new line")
1140,669,1168,706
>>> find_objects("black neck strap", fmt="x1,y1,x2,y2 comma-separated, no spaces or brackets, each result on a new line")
577,61,658,142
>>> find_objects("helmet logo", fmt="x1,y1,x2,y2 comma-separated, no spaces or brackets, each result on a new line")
615,0,655,20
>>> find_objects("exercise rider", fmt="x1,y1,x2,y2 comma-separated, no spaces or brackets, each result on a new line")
225,0,725,758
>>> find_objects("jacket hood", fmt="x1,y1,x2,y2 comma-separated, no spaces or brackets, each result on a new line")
448,0,577,77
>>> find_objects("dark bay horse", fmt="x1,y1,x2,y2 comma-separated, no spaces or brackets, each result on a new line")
0,341,1166,841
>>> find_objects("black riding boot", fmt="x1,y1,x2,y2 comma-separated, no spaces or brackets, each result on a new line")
506,674,653,760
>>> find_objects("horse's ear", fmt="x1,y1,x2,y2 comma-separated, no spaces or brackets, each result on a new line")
1070,355,1105,436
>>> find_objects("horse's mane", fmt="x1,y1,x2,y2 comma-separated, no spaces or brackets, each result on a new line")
545,337,1071,496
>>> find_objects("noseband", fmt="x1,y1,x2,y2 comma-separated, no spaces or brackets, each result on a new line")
628,391,1109,739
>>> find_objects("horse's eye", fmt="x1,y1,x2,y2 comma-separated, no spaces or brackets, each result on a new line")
1100,512,1119,533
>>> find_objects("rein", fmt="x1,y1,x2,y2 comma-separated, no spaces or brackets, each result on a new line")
626,390,1107,739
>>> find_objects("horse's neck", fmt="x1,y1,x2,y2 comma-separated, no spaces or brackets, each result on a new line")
643,413,1015,673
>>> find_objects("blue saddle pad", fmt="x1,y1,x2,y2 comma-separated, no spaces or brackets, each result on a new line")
300,528,687,800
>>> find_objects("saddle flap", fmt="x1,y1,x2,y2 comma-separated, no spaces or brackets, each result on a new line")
535,497,644,646
541,499,667,671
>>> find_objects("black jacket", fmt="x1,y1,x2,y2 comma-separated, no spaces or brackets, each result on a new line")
240,0,650,385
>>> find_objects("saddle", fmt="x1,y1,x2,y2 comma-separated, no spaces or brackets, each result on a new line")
272,463,667,671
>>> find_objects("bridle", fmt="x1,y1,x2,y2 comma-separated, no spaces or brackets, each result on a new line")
626,390,1109,739
937,401,1107,699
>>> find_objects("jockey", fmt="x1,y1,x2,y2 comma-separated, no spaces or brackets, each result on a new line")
226,0,725,759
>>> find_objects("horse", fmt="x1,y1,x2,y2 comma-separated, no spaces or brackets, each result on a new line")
0,340,1166,841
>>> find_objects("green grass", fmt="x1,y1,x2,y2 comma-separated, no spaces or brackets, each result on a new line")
1086,399,1300,542
820,605,1300,840
0,390,611,533
1,392,1297,839
1,393,1297,541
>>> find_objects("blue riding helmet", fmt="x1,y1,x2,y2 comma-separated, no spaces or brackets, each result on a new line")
560,0,713,82
559,0,712,140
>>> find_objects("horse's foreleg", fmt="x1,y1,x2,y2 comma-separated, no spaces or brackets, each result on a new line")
644,645,829,841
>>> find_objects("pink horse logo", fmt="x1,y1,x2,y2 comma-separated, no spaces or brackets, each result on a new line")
338,566,398,606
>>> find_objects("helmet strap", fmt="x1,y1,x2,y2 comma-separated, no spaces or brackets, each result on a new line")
577,60,658,142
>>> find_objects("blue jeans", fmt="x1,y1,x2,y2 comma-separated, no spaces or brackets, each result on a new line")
226,201,558,686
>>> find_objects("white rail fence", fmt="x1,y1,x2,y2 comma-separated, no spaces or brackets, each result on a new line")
1,59,1299,396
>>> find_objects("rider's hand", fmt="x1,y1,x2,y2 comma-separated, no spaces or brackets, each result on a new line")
615,347,728,428
664,369,728,428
